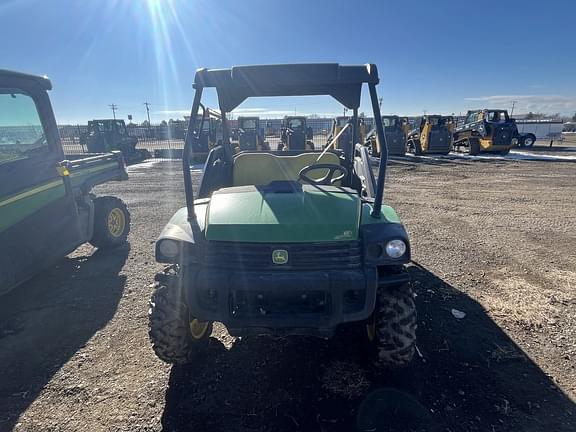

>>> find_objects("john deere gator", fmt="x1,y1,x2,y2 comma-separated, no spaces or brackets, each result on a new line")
0,70,130,295
148,64,417,368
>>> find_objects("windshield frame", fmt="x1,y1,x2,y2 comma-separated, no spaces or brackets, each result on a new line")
0,84,59,165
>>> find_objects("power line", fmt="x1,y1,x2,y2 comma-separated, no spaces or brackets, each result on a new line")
143,101,151,124
108,104,118,120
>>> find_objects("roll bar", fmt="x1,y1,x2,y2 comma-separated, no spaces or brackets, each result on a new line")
183,64,390,221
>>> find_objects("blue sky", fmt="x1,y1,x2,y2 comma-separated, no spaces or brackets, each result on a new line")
2,0,575,124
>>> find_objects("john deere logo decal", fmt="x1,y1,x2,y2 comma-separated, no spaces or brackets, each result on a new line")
272,249,289,265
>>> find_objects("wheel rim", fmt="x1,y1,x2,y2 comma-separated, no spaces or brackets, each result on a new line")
526,138,534,146
189,319,210,340
107,208,126,237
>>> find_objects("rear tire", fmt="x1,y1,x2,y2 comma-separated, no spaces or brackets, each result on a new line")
149,280,213,365
522,134,536,147
369,284,417,368
89,196,130,249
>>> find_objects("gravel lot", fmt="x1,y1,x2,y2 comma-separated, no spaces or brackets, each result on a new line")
1,154,575,432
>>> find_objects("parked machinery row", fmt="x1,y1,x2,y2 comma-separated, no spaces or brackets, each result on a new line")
75,107,534,161
369,109,527,156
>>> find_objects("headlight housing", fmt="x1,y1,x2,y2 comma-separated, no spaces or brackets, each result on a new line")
365,238,408,262
385,239,407,258
157,239,181,261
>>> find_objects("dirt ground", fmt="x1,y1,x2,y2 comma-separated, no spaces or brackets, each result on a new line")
1,154,575,432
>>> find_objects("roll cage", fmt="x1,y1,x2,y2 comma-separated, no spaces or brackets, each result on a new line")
183,63,389,221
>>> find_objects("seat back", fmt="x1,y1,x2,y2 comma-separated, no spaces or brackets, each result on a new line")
233,152,340,186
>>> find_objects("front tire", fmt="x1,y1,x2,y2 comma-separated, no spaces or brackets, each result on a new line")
149,280,213,365
468,138,480,155
369,284,417,368
89,196,130,249
413,139,423,155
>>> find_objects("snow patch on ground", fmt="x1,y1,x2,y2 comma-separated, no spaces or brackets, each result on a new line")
400,151,576,163
126,159,160,171
127,160,205,173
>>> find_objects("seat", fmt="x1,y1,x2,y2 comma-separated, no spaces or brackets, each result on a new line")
233,152,341,186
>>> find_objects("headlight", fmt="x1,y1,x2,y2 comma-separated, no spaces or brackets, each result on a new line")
158,239,180,259
385,239,406,258
511,137,519,146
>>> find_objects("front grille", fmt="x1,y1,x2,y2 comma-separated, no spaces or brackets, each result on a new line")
204,241,362,270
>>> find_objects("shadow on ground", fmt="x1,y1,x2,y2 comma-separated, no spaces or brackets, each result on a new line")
0,245,129,431
161,263,575,432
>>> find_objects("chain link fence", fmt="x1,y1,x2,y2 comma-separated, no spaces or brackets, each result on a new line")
59,117,379,156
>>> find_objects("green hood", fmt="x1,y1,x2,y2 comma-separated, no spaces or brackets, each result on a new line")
205,185,360,243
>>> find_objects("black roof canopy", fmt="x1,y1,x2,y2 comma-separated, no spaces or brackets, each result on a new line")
0,69,52,91
193,63,380,112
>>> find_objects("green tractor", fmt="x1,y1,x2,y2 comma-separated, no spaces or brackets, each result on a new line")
148,64,416,368
0,70,131,295
81,119,150,164
278,116,315,150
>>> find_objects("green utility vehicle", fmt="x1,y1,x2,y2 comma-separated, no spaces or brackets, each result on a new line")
0,70,131,296
81,119,150,164
148,64,416,368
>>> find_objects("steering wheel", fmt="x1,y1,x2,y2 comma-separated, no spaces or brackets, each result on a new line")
299,164,349,186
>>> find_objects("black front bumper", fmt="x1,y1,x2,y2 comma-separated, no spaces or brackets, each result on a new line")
160,264,409,337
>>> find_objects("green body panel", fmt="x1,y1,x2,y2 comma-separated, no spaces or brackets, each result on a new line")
360,203,402,224
0,162,118,234
205,187,360,243
0,180,65,234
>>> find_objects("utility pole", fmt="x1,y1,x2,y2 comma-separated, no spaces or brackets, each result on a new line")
510,100,517,117
108,104,118,120
423,109,427,116
143,101,151,125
